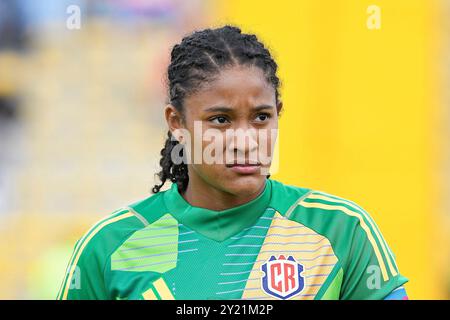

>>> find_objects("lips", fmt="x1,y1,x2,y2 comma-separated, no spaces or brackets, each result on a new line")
226,162,261,174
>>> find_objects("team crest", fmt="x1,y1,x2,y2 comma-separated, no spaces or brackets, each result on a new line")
260,255,305,300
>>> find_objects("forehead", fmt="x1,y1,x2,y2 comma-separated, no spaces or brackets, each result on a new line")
184,65,276,111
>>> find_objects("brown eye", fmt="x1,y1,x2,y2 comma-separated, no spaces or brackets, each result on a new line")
255,113,271,122
210,116,230,124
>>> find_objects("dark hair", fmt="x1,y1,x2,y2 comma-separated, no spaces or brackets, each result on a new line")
152,25,281,194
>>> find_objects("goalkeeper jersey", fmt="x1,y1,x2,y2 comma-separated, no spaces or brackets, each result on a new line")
57,178,408,300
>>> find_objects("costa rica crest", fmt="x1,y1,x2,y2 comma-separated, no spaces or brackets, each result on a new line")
260,254,305,300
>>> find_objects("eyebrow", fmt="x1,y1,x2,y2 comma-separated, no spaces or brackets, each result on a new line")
203,104,275,113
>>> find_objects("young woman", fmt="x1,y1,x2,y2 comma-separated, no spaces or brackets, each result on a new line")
57,25,408,300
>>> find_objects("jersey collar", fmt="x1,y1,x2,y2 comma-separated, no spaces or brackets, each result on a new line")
163,179,272,242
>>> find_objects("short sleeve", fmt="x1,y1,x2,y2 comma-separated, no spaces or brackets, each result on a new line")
339,215,408,300
56,237,110,300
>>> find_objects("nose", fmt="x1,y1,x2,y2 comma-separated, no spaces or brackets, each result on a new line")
225,125,259,162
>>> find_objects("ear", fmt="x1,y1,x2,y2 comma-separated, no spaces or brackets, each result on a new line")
276,101,283,115
165,104,184,141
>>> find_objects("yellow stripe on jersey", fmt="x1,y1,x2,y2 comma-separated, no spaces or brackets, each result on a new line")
298,200,390,281
56,208,132,299
153,278,175,300
308,193,398,277
61,212,134,300
142,287,158,300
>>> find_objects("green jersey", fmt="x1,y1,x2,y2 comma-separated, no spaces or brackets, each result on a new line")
57,178,408,300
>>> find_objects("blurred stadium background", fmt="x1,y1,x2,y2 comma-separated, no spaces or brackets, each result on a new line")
0,0,448,299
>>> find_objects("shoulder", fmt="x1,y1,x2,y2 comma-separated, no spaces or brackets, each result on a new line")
270,179,383,260
270,179,372,232
72,208,144,265
289,187,373,230
74,191,169,263
57,192,173,299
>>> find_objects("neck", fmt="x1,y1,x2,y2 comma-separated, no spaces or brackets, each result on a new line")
181,172,266,211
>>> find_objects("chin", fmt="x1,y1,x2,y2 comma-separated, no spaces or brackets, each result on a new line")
222,174,266,196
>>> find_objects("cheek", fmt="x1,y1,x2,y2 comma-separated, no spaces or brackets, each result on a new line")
190,162,230,189
257,123,278,155
181,121,204,163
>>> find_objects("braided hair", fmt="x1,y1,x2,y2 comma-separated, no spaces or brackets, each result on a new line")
152,25,281,194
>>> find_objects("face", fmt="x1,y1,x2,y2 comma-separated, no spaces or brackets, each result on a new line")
166,64,281,198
